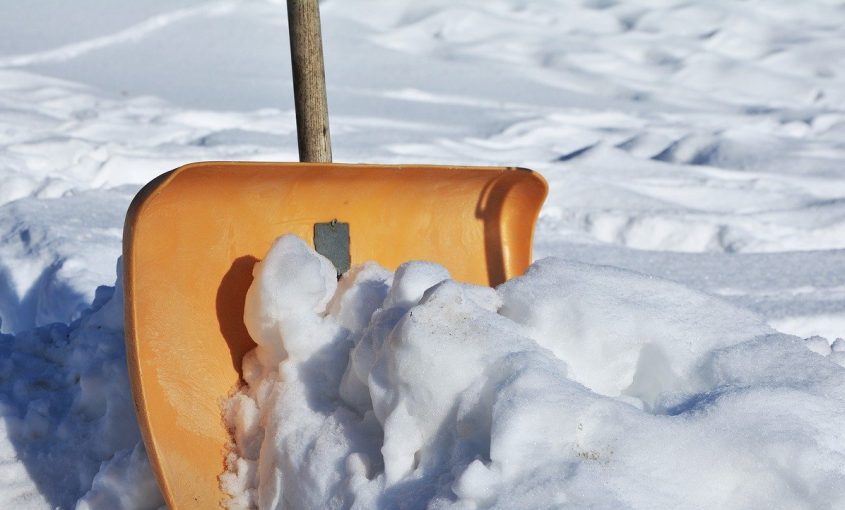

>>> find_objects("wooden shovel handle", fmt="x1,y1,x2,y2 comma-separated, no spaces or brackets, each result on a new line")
288,0,332,163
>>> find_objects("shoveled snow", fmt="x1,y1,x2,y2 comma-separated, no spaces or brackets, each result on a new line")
222,235,845,509
0,0,843,507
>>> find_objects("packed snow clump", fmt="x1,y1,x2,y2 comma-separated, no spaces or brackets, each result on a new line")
222,235,845,509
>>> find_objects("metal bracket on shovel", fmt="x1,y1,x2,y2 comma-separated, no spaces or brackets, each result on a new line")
314,219,350,276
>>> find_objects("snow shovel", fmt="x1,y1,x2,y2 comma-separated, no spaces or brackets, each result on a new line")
123,1,546,508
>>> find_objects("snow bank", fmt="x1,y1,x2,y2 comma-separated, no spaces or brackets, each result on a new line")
222,235,845,509
0,261,163,509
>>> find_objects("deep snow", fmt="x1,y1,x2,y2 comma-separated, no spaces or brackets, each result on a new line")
0,0,844,507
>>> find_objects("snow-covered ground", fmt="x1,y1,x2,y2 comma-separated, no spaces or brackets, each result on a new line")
0,0,843,507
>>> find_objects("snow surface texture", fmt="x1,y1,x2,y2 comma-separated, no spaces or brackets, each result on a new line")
1,0,844,338
222,235,845,509
0,260,163,509
0,0,844,507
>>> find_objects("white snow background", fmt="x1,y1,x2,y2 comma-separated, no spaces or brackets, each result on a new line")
0,0,844,508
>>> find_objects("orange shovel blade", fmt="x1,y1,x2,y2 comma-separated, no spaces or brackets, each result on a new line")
123,162,547,508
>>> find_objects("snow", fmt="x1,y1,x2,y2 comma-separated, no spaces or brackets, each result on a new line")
0,262,162,509
222,235,845,509
0,0,843,507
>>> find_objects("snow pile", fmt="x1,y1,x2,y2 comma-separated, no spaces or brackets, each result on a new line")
222,235,845,509
0,261,162,509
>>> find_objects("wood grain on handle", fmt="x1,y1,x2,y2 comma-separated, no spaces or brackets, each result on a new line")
288,0,332,163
